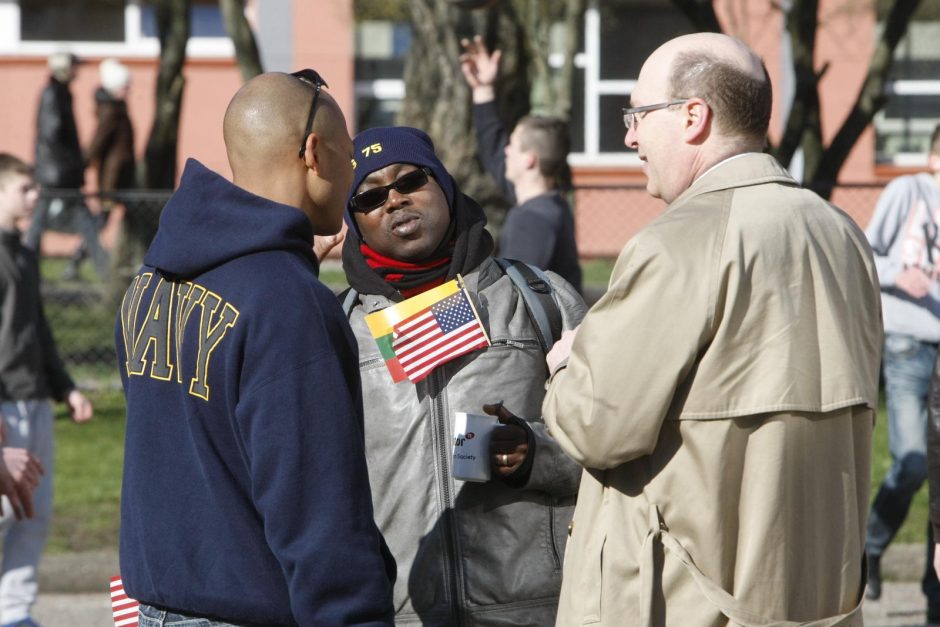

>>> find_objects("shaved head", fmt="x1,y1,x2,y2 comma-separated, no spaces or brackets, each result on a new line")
223,72,346,177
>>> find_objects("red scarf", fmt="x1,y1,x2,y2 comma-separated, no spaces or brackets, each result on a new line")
360,244,451,298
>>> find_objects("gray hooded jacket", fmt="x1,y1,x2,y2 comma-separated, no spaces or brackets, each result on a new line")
345,257,585,626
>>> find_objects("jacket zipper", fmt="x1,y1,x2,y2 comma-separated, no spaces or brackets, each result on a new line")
358,356,384,368
431,369,465,626
490,338,539,350
548,502,561,570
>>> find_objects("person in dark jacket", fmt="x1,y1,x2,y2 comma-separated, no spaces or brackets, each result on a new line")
0,152,92,627
115,72,395,626
86,58,135,203
459,36,582,294
29,52,109,281
342,126,585,625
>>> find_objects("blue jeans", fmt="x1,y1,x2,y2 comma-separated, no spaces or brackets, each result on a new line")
867,332,940,602
138,604,243,627
0,401,54,624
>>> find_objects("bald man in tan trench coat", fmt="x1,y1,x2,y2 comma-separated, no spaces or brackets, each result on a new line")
541,34,882,626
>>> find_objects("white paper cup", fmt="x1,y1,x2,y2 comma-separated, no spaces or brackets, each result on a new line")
452,412,499,482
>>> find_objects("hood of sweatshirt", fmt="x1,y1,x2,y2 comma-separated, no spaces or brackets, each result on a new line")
144,158,317,279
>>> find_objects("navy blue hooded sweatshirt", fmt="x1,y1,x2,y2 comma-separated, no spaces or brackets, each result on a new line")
115,159,395,626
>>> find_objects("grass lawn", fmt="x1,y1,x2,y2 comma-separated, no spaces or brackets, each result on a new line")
50,388,125,553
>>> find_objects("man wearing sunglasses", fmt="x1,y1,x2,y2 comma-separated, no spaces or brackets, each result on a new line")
115,72,395,626
541,33,882,625
458,36,582,296
341,126,585,625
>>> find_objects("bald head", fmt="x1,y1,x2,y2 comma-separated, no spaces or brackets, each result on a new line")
223,72,346,177
649,33,771,143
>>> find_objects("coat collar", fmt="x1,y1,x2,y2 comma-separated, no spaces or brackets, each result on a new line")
669,153,798,211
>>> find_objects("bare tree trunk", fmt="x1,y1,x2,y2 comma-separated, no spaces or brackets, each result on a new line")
141,0,190,190
114,0,189,299
808,0,924,197
771,0,820,169
400,0,506,212
401,0,583,230
219,0,263,81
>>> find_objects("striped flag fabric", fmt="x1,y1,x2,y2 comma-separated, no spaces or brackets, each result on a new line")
110,576,140,627
365,278,490,383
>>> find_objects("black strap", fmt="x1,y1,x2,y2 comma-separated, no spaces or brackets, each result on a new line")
494,258,563,353
340,286,358,319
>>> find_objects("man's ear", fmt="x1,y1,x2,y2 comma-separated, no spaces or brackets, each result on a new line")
524,151,538,171
683,98,710,143
303,133,320,173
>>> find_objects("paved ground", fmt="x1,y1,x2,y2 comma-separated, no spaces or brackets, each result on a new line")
27,586,940,626
22,544,940,626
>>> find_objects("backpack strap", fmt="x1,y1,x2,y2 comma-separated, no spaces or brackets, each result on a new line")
494,258,563,353
340,287,359,319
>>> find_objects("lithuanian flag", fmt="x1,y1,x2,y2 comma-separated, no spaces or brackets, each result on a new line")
365,278,490,383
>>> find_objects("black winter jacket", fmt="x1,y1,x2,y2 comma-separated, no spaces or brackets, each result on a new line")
34,78,84,188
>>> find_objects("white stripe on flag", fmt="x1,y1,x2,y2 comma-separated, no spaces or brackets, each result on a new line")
396,317,481,363
401,322,482,369
405,329,488,380
110,575,139,627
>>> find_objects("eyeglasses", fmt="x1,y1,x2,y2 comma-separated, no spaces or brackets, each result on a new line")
350,168,433,212
622,99,689,131
291,69,329,159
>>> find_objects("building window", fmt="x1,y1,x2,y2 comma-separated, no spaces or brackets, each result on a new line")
20,0,125,42
568,0,695,167
354,20,410,131
0,0,231,58
876,16,940,165
140,0,226,39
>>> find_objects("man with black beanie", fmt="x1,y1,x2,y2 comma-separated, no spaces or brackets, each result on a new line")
341,125,585,625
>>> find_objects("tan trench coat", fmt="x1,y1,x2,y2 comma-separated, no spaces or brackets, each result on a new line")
543,154,883,626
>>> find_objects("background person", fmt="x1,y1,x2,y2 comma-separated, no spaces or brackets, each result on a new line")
459,36,582,294
341,126,585,625
29,52,109,281
116,71,395,626
86,58,135,229
866,123,940,615
0,152,92,627
541,33,882,625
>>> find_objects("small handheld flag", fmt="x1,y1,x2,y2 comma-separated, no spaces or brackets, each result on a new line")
365,278,490,383
110,576,139,626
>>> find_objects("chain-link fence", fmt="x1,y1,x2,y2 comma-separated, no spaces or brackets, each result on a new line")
37,190,169,387
574,183,884,258
39,183,887,383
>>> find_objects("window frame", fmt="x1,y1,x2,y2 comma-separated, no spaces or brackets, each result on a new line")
566,2,640,167
0,0,233,59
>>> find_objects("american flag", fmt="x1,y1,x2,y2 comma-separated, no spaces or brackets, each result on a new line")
110,576,139,627
392,289,489,382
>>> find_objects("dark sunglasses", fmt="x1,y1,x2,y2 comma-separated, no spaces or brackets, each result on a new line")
349,167,434,212
291,69,329,159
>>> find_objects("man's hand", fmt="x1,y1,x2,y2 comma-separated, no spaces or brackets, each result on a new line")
67,390,93,423
0,448,43,520
459,36,501,103
935,542,940,581
546,326,579,374
483,402,529,477
314,230,346,263
896,266,934,299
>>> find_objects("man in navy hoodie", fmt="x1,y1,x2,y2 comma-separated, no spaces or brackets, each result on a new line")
115,71,395,626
